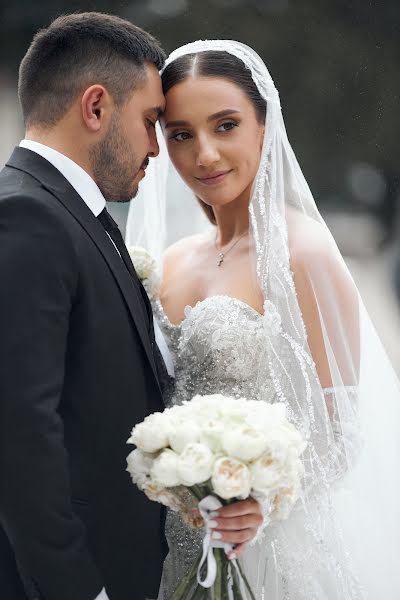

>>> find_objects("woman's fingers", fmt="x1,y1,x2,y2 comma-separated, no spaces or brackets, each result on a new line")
216,497,260,518
210,512,262,531
227,542,247,559
212,527,257,545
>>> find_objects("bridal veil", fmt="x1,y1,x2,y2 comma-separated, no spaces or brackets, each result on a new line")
126,40,400,599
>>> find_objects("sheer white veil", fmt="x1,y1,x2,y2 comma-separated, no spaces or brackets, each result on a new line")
127,41,400,599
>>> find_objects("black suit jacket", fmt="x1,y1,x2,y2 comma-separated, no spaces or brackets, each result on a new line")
0,148,167,600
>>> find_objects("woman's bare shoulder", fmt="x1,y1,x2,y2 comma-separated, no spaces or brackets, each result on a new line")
287,209,335,270
162,232,212,272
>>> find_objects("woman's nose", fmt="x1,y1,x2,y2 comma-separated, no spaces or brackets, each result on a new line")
196,137,220,167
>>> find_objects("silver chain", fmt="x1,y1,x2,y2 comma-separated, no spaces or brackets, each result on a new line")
214,231,248,267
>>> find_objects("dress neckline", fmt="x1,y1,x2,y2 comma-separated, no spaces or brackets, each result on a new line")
159,294,264,330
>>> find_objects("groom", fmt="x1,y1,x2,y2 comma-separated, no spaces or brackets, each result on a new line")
0,12,168,600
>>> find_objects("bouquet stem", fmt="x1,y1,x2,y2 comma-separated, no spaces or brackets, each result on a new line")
170,548,257,600
233,559,256,600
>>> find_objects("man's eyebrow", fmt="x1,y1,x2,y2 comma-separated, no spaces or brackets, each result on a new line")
165,109,241,129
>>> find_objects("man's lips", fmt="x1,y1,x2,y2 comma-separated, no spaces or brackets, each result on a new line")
195,170,233,185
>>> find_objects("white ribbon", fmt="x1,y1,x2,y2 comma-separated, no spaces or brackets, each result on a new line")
197,495,233,588
196,495,255,599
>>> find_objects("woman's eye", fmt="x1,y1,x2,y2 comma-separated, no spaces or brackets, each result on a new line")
146,119,156,129
170,131,191,142
217,121,239,132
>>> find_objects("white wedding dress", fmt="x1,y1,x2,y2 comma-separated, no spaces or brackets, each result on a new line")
127,40,400,600
153,295,365,600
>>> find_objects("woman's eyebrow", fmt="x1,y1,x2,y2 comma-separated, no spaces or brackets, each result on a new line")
164,109,241,129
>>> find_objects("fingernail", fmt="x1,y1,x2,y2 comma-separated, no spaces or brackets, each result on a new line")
209,511,219,518
211,531,222,540
229,552,237,560
208,520,218,528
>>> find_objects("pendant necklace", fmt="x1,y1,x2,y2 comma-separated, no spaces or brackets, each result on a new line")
215,231,248,267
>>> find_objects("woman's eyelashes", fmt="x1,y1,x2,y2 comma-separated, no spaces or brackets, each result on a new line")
169,120,240,142
216,120,239,132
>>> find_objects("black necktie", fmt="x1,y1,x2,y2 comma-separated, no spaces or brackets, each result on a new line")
98,207,168,385
97,207,152,328
97,208,135,277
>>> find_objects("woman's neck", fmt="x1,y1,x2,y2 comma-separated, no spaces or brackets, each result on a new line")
212,189,251,248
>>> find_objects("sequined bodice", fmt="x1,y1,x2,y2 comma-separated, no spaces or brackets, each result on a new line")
154,294,283,409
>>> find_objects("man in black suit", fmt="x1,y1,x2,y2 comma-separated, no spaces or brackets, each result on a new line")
0,12,168,600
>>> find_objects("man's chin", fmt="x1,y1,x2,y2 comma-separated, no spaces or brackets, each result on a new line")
106,185,139,203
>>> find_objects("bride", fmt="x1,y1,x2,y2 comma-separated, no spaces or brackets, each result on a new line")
127,40,400,599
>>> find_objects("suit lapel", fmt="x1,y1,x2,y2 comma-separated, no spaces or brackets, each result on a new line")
6,147,161,391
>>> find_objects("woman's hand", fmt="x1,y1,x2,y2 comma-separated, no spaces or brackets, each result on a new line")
208,497,264,559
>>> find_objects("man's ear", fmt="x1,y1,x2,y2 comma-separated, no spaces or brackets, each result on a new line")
81,85,112,132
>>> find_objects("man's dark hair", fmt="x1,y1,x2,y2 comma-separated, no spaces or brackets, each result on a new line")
18,12,166,128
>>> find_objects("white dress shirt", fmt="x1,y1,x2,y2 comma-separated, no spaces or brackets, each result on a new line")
19,140,172,600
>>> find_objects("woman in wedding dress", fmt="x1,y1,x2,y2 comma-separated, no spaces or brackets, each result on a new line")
127,41,400,599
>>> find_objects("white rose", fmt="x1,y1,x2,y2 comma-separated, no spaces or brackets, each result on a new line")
222,424,268,462
151,449,180,487
128,412,171,453
169,421,201,454
211,456,251,500
177,443,215,486
126,449,153,489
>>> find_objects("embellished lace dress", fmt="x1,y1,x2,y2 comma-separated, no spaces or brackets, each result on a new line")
153,294,363,600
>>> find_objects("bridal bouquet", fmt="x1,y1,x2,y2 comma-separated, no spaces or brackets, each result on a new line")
126,394,306,599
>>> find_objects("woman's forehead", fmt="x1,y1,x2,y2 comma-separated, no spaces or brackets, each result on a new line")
163,76,254,119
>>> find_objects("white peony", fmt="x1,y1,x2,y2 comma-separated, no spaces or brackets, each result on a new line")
250,451,286,495
263,423,307,464
200,418,225,452
245,402,287,433
151,449,180,487
126,449,154,489
169,420,201,454
128,412,171,453
222,424,268,462
128,246,160,300
177,443,215,486
212,456,251,500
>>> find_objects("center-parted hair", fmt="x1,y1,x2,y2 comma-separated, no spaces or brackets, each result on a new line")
161,51,267,224
18,12,166,128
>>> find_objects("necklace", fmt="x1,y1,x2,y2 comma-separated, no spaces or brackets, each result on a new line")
215,231,248,267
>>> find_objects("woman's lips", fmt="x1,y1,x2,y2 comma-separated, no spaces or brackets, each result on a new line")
195,170,232,185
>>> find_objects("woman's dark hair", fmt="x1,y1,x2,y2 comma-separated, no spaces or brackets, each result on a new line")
18,12,166,128
161,51,266,224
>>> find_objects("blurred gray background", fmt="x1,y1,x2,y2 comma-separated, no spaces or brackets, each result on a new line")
1,0,399,372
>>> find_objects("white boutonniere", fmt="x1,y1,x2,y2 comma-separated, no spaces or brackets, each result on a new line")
128,246,160,300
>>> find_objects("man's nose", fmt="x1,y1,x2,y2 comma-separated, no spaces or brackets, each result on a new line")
148,128,160,158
